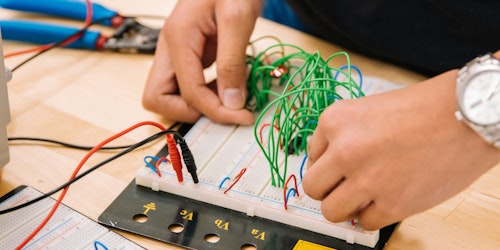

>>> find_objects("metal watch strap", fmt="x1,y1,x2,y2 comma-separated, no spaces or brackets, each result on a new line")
458,53,499,81
464,118,500,148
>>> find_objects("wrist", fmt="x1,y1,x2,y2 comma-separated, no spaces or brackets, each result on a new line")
455,53,500,149
493,50,500,60
453,52,500,166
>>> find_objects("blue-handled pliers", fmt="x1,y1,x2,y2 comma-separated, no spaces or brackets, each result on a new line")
0,0,160,54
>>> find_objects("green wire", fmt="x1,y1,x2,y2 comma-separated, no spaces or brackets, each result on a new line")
246,39,364,187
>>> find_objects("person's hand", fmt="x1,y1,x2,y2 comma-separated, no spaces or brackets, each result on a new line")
143,0,262,124
303,70,500,230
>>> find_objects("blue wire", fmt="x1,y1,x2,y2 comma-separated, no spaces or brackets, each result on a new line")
333,64,363,91
286,188,297,202
94,241,109,250
218,177,231,189
299,154,308,181
143,155,160,173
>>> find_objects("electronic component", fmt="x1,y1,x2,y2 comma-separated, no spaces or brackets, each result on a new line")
134,76,405,248
136,116,379,247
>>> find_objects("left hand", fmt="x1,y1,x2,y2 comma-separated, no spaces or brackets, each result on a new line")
303,70,500,230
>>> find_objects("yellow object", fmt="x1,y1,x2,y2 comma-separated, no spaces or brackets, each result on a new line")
292,240,335,250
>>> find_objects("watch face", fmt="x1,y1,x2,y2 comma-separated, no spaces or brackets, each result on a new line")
462,70,500,125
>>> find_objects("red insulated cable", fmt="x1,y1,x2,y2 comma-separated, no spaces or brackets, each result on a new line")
16,121,167,249
283,174,299,210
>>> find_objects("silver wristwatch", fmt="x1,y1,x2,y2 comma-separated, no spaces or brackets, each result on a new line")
455,53,500,149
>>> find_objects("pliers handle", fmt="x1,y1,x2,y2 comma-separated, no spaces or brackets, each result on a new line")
0,20,102,50
0,0,119,26
0,0,159,54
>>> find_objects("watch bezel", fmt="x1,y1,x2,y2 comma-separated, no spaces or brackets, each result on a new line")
457,56,500,126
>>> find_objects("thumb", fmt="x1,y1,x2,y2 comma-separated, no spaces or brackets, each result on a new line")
215,0,261,110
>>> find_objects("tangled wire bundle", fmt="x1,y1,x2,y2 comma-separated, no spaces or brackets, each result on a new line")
246,37,364,187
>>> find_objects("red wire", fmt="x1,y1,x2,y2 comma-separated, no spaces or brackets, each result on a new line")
4,44,55,59
15,121,167,249
283,174,299,210
155,157,170,177
223,168,247,194
259,123,270,143
259,123,280,144
4,0,94,59
58,0,93,47
259,123,283,149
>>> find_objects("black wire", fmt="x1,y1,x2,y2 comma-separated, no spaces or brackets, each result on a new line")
8,137,138,150
7,122,181,150
0,130,174,215
0,122,183,215
11,16,112,72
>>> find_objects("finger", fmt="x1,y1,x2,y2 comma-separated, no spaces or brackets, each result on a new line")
168,9,254,124
215,0,261,110
303,124,340,199
319,176,373,223
201,37,217,69
302,149,345,201
356,201,394,231
143,27,201,123
306,127,329,168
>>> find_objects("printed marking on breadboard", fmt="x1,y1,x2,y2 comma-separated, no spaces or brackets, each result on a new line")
0,186,145,250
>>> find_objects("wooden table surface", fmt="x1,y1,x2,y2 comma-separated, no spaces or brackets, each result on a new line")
1,1,498,249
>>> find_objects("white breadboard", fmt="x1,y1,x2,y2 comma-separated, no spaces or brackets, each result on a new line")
135,76,403,248
0,186,145,250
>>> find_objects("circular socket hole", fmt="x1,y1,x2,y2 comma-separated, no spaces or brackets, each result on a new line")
168,223,185,233
204,233,220,243
241,243,257,250
132,214,148,223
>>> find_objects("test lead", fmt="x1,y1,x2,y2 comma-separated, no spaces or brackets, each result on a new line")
166,134,183,182
178,138,199,183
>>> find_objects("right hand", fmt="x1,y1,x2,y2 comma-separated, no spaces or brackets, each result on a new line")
142,0,262,125
303,69,500,230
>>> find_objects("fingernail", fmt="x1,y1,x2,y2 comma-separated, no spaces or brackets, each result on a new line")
223,88,245,110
